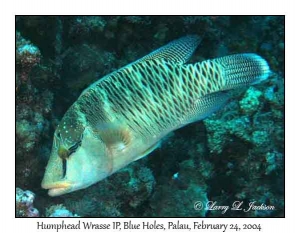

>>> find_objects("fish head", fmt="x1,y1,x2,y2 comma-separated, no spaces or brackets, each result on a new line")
41,108,111,196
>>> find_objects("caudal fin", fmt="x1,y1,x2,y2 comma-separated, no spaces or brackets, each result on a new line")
216,53,270,90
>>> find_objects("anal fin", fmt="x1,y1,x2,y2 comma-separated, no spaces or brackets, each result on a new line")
133,141,161,162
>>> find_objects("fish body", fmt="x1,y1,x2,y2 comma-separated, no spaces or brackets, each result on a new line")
42,36,270,196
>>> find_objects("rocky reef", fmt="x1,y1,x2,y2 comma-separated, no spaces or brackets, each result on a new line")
16,188,39,217
45,204,79,217
203,72,284,217
15,16,284,217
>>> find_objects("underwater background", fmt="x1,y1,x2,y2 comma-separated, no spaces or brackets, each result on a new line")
16,16,284,217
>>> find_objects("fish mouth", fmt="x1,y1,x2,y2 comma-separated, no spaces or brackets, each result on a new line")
41,181,72,196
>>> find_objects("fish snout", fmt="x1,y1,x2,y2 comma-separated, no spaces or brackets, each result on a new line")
41,181,72,196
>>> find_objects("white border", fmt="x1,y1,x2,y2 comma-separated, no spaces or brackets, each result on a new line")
1,0,298,233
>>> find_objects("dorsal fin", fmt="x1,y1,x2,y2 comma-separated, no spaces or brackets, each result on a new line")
86,35,202,90
138,35,202,64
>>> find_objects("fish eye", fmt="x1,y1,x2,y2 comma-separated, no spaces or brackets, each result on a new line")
68,143,79,155
68,137,83,155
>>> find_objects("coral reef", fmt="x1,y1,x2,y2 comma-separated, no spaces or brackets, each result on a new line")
45,204,79,217
16,31,56,191
239,87,263,115
16,188,39,217
15,16,284,217
203,73,284,217
204,73,284,156
16,32,41,92
63,163,155,217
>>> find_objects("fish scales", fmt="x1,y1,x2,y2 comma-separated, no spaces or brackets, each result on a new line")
41,35,270,196
79,60,220,139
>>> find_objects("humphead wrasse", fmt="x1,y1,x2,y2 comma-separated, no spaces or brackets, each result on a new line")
41,35,270,196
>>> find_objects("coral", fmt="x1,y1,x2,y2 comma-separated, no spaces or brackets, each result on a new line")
68,16,107,43
251,130,269,146
239,87,263,115
265,151,283,175
147,183,208,217
146,156,209,217
63,163,156,217
202,73,284,217
16,90,54,188
46,204,79,217
204,115,252,154
143,124,212,217
16,32,41,89
16,31,56,190
204,73,284,155
16,188,39,217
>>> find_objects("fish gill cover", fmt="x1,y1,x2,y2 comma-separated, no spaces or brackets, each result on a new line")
15,16,284,217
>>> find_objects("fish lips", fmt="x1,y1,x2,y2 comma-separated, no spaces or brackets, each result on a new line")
41,181,72,196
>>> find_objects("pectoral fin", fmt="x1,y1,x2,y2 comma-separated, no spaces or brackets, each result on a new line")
94,123,132,152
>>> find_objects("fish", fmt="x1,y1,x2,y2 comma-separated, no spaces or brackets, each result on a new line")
41,35,270,196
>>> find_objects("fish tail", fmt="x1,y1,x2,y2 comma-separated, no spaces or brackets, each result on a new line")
216,53,271,90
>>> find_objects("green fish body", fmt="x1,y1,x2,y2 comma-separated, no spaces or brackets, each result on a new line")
42,36,270,196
